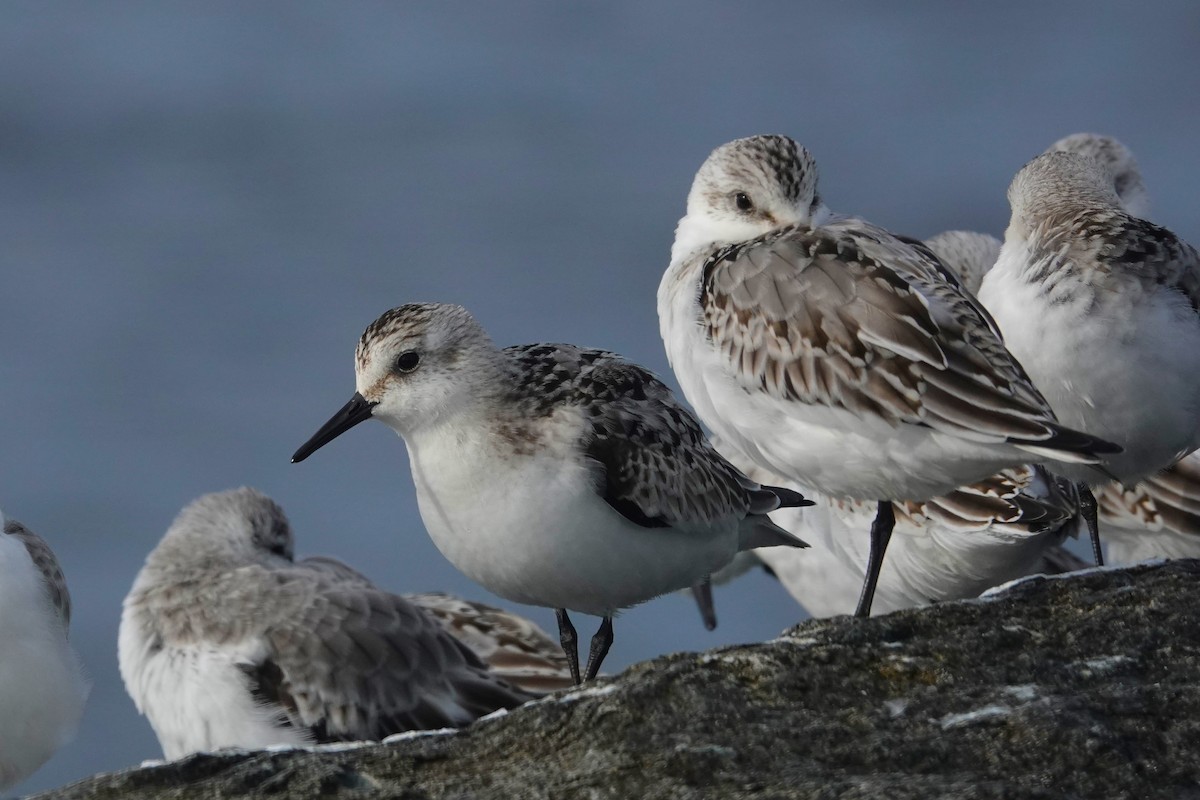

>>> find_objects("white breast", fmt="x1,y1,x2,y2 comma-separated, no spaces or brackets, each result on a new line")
981,244,1200,483
404,412,738,617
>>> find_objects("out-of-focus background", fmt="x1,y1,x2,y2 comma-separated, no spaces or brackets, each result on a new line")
3,2,1198,794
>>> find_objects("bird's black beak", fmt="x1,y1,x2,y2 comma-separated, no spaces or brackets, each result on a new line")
291,392,377,463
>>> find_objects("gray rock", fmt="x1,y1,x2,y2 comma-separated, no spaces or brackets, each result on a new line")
35,560,1200,799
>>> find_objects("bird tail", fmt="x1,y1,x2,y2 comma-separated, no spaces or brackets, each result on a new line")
738,516,809,551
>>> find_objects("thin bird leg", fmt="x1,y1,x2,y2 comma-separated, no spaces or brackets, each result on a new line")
691,576,717,631
854,500,896,618
556,608,581,685
1077,483,1104,567
583,616,614,682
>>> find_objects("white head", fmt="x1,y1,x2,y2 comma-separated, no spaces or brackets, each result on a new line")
150,488,294,572
292,303,499,460
1007,151,1123,230
1045,132,1149,218
672,135,828,262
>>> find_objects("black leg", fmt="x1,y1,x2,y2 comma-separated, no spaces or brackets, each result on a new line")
854,500,895,618
583,616,614,682
556,608,581,686
1077,482,1104,567
691,576,717,631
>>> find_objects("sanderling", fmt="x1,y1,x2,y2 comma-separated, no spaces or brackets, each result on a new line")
696,440,1079,620
118,488,536,759
658,134,1118,617
0,512,88,792
929,133,1179,565
292,302,812,683
1096,451,1200,564
978,151,1200,511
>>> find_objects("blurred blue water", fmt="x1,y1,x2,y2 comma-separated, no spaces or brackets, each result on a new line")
2,2,1198,794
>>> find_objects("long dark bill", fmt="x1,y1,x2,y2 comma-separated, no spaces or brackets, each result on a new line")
291,392,377,463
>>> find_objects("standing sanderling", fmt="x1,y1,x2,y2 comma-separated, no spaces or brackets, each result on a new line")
0,512,88,792
292,302,812,683
700,440,1080,620
977,149,1200,559
658,134,1118,617
118,488,536,759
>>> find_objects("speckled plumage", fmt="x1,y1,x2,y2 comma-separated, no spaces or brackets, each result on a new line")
660,135,1118,505
927,135,1200,563
501,342,795,529
979,150,1200,484
1096,452,1200,563
405,593,575,693
295,302,811,681
118,488,535,760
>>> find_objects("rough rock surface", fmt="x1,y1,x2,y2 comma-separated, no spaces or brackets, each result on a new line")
35,560,1200,799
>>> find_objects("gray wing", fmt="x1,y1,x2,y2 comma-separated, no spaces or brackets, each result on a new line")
297,554,374,585
700,217,1115,456
4,520,71,629
505,344,804,530
238,567,534,743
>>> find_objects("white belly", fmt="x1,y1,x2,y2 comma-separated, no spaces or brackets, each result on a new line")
981,251,1200,484
406,429,739,617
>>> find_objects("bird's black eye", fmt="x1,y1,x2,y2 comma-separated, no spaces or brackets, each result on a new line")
394,351,420,373
734,192,754,212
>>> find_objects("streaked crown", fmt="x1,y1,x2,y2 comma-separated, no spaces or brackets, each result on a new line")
675,135,825,259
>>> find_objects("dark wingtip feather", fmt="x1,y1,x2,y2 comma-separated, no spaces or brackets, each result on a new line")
1011,423,1123,464
1059,429,1123,456
767,484,815,509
